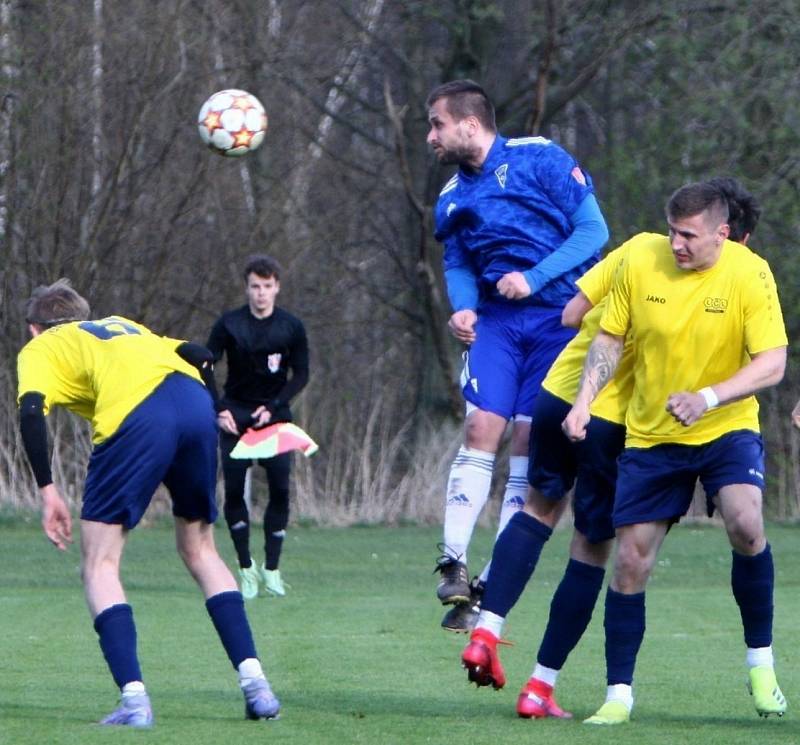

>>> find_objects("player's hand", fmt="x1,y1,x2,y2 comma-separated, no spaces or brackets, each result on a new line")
448,309,478,344
40,483,72,551
251,405,272,430
496,272,532,300
562,405,590,442
666,391,707,427
217,409,239,435
792,400,800,430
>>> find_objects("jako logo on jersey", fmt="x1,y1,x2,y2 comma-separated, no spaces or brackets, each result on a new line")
704,297,728,313
446,202,457,216
447,493,470,506
645,294,666,304
495,164,508,189
267,353,282,372
571,166,586,186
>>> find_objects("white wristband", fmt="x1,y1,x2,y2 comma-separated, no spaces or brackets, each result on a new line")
698,387,719,410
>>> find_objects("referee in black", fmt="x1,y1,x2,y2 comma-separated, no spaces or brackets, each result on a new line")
207,254,309,599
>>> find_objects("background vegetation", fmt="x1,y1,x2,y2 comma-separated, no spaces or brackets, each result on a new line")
2,0,800,521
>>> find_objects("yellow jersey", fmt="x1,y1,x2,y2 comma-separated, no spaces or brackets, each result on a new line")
17,316,201,444
600,234,787,447
542,240,634,424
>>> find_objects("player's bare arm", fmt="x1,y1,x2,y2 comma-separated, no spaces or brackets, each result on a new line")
562,330,623,441
667,346,787,427
448,309,478,344
496,271,532,300
40,483,73,551
561,291,593,328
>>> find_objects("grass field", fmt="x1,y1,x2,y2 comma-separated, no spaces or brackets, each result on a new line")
1,518,799,745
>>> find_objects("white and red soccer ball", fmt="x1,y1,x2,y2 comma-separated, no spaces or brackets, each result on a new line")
197,89,268,157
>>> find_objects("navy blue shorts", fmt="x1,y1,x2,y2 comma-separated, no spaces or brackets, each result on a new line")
528,390,625,543
461,302,576,420
82,373,218,529
613,430,765,528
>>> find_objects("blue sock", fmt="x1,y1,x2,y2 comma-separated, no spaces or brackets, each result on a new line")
93,604,143,689
481,512,552,618
604,588,645,685
206,591,258,669
537,558,605,669
731,544,774,648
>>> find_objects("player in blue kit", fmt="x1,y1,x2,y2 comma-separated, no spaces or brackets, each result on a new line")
427,80,609,631
17,280,281,728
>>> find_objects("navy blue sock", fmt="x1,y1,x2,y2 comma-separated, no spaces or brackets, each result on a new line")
538,558,605,669
604,588,646,685
206,590,258,669
731,544,774,648
481,512,552,618
93,603,143,689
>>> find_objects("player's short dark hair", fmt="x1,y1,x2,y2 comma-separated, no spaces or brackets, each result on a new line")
426,79,496,132
243,254,281,281
25,278,90,327
706,177,761,242
666,182,729,227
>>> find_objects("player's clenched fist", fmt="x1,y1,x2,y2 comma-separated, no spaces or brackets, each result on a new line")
448,309,478,344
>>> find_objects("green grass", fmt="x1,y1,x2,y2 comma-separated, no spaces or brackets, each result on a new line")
1,520,800,744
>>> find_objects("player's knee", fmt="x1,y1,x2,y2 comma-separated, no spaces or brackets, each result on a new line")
612,540,652,591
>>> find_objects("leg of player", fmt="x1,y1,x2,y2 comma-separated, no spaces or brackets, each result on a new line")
175,517,280,720
435,407,505,606
81,520,153,728
715,484,787,718
221,444,259,600
519,531,612,720
261,453,291,597
462,486,566,690
442,421,528,633
584,520,669,725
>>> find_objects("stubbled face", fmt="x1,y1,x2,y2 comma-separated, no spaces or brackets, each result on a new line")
668,211,730,271
426,99,480,166
246,273,280,317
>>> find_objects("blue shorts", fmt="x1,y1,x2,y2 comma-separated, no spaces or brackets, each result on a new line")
82,373,219,529
461,302,576,420
528,390,625,543
613,430,765,528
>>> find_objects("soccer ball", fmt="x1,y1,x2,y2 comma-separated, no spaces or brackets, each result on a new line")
197,89,268,157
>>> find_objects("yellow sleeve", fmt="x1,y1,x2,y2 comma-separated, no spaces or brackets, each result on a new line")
743,260,788,354
17,345,56,411
576,243,630,307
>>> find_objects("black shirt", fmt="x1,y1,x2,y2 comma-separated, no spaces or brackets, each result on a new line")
207,305,309,425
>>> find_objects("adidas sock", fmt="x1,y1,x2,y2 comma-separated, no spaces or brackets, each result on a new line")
481,512,552,617
604,588,646,686
206,591,258,669
537,558,605,670
94,604,144,689
731,544,774,649
478,455,528,583
442,446,495,562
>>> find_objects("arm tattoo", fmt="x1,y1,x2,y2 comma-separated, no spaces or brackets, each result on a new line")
579,334,623,401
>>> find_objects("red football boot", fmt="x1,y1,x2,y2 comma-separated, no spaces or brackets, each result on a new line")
461,628,507,690
516,678,573,719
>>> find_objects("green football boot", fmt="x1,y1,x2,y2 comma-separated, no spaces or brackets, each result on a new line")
749,665,787,718
260,567,289,597
583,700,631,725
238,562,260,600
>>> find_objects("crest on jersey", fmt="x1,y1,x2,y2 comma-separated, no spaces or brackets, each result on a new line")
571,166,586,186
495,164,508,189
267,353,282,373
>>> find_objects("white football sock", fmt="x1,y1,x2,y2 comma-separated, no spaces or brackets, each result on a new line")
746,646,774,668
606,683,633,710
532,663,559,687
475,610,505,638
478,455,528,583
238,657,265,687
121,681,146,697
442,446,495,564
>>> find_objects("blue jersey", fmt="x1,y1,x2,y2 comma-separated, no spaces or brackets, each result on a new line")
435,135,600,308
